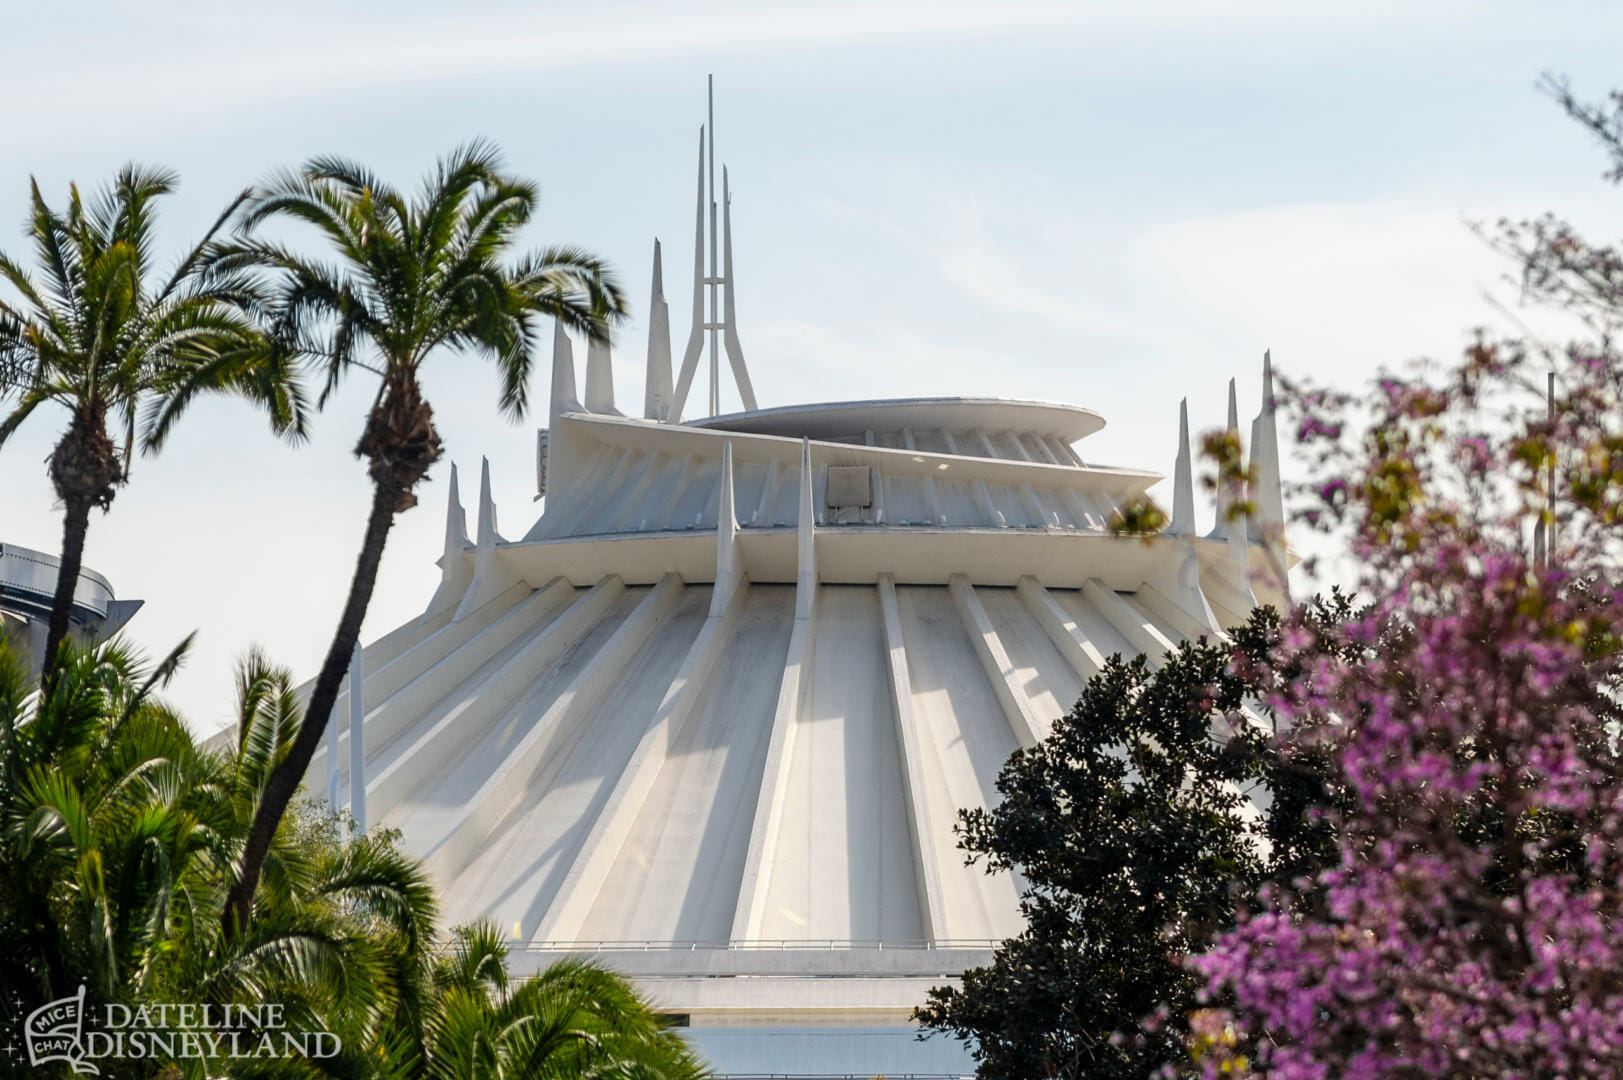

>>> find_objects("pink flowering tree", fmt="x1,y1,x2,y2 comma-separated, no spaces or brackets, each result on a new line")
1192,80,1623,1079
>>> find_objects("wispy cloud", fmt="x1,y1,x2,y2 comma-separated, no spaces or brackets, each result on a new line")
810,178,1151,344
8,0,1577,140
6,3,1093,129
1128,200,1590,376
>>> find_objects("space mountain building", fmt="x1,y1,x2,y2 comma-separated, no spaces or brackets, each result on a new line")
302,93,1290,1076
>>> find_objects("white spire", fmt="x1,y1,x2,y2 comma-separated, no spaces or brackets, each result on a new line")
1171,397,1194,536
1225,378,1258,609
549,320,579,426
445,461,468,545
1211,378,1242,540
722,166,758,412
1247,350,1290,603
712,439,740,616
585,336,620,415
421,463,474,622
454,457,520,621
1248,350,1283,543
645,239,673,421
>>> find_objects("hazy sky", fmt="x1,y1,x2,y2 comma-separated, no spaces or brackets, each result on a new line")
2,0,1621,732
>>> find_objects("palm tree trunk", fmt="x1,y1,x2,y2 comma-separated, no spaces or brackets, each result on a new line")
223,476,401,934
42,495,93,671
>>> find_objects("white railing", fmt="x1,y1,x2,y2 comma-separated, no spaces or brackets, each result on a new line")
516,939,1000,952
712,1075,968,1080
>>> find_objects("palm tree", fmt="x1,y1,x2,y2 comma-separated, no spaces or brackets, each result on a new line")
0,634,704,1079
414,924,705,1080
0,634,440,1072
0,637,428,1031
0,167,307,669
214,143,625,933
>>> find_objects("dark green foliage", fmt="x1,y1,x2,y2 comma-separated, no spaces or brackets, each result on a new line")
916,598,1355,1080
0,634,704,1079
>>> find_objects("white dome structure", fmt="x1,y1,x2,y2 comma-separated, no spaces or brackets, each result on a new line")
299,84,1290,1076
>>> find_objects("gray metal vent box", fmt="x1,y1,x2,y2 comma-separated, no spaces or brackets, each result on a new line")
825,466,874,509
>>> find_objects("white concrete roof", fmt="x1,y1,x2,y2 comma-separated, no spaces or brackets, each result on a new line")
692,396,1105,444
269,89,1297,1074
292,357,1288,1041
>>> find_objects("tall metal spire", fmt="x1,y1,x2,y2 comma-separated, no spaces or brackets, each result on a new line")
708,74,719,418
667,76,757,422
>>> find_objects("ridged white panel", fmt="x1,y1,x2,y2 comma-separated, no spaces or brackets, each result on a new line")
1049,588,1137,664
359,606,454,677
975,587,1084,738
386,587,648,847
766,465,802,526
885,476,930,525
620,457,687,531
438,587,711,934
949,429,986,458
760,587,923,941
579,454,660,534
313,582,551,788
579,585,794,942
1029,486,1076,529
670,460,722,528
986,482,1037,527
731,462,772,528
892,585,1023,940
934,479,984,526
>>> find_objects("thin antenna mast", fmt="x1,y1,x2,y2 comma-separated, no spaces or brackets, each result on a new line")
667,76,759,421
708,75,719,417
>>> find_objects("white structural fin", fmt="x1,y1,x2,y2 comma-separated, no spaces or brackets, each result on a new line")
326,701,342,808
1248,350,1290,602
1248,350,1284,543
1211,378,1242,541
542,320,580,507
420,463,474,623
1223,378,1258,609
671,127,706,423
585,336,621,415
712,439,740,616
645,239,673,421
721,167,759,412
796,437,816,619
1147,399,1221,633
1226,507,1258,611
454,457,521,622
550,319,580,427
348,640,366,835
1171,397,1195,536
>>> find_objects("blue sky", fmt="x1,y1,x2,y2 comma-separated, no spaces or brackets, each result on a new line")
3,0,1621,729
